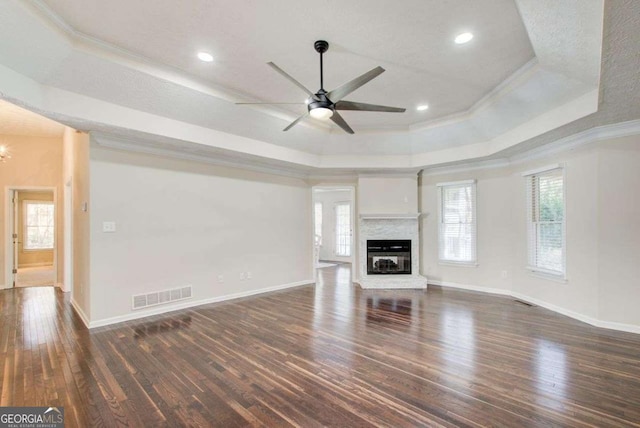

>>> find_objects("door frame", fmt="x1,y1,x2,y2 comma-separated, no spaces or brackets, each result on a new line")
4,186,58,289
311,185,357,283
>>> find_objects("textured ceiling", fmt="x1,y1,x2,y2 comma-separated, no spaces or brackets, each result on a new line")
0,99,65,137
0,0,612,171
41,0,534,127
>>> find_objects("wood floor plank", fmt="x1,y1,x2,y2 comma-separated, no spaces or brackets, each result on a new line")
1,265,640,427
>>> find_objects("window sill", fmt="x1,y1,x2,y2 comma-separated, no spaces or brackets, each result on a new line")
439,261,478,268
527,267,567,284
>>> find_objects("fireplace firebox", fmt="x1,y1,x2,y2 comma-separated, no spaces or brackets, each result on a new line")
367,240,411,275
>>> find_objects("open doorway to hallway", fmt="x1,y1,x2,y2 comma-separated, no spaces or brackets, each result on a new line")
312,186,356,283
0,99,70,291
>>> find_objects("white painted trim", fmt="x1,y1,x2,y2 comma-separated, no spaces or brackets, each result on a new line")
92,134,312,180
521,163,562,177
429,280,640,335
70,298,90,329
428,279,510,297
510,119,640,165
357,171,420,178
360,213,421,219
436,179,476,187
88,279,314,329
17,262,54,268
438,261,479,268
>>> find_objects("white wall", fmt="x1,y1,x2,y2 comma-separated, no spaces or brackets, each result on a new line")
88,144,313,324
358,176,418,214
313,190,351,262
420,135,640,331
597,139,640,326
64,130,91,320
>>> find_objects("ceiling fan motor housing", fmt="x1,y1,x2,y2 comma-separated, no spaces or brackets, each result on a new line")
308,90,334,113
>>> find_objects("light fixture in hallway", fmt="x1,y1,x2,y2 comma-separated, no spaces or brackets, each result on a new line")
0,144,10,162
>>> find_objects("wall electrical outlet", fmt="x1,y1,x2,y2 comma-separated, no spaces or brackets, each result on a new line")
217,275,224,283
102,221,116,233
247,271,252,279
240,272,245,281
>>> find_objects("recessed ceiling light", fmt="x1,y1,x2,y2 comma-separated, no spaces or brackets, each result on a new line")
197,52,214,62
416,104,429,111
455,32,474,44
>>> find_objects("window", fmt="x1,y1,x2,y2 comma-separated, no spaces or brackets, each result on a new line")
24,201,55,250
314,202,323,245
335,202,351,256
525,167,565,276
437,180,477,264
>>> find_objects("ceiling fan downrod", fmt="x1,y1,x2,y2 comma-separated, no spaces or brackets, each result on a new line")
314,40,329,91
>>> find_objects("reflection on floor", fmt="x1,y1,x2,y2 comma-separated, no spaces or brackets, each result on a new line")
16,266,55,287
1,264,640,426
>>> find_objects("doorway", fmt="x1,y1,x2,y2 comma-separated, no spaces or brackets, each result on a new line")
312,186,356,283
5,187,58,288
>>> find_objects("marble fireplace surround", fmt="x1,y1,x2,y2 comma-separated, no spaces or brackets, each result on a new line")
358,214,428,289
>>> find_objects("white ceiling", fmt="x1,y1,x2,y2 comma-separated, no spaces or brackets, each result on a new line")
0,99,65,137
40,0,534,127
0,0,609,172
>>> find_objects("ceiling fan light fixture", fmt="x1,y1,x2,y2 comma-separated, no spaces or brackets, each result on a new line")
310,107,334,121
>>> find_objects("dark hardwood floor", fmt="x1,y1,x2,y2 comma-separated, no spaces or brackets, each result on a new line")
1,265,640,427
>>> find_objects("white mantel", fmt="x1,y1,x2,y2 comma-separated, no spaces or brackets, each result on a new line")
358,214,428,290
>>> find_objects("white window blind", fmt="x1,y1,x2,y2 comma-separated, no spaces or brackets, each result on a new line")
526,168,565,275
438,181,477,263
24,201,55,250
314,202,323,245
335,202,351,256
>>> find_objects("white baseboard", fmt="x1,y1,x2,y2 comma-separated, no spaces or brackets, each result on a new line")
19,262,54,268
428,279,511,297
70,298,90,329
88,279,314,329
429,280,640,335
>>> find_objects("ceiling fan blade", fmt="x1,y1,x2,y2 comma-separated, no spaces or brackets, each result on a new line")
330,111,354,134
335,100,405,113
267,62,317,99
328,66,385,102
283,113,309,131
235,102,305,105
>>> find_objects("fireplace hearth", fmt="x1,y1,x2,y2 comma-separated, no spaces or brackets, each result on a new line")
358,213,427,289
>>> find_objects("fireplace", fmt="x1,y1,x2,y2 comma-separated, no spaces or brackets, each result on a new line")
367,239,411,275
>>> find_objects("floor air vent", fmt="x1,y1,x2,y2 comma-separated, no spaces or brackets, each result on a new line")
132,285,193,310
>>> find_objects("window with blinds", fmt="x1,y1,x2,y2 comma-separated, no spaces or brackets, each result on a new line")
525,168,565,276
335,202,351,256
437,180,477,264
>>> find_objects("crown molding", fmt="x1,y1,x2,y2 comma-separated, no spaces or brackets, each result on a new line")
357,171,420,178
91,132,312,180
421,119,640,176
509,118,640,164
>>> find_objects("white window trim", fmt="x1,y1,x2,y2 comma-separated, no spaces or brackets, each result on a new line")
437,179,477,265
524,166,567,280
23,200,55,251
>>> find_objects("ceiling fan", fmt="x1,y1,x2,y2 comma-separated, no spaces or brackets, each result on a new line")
237,40,406,134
